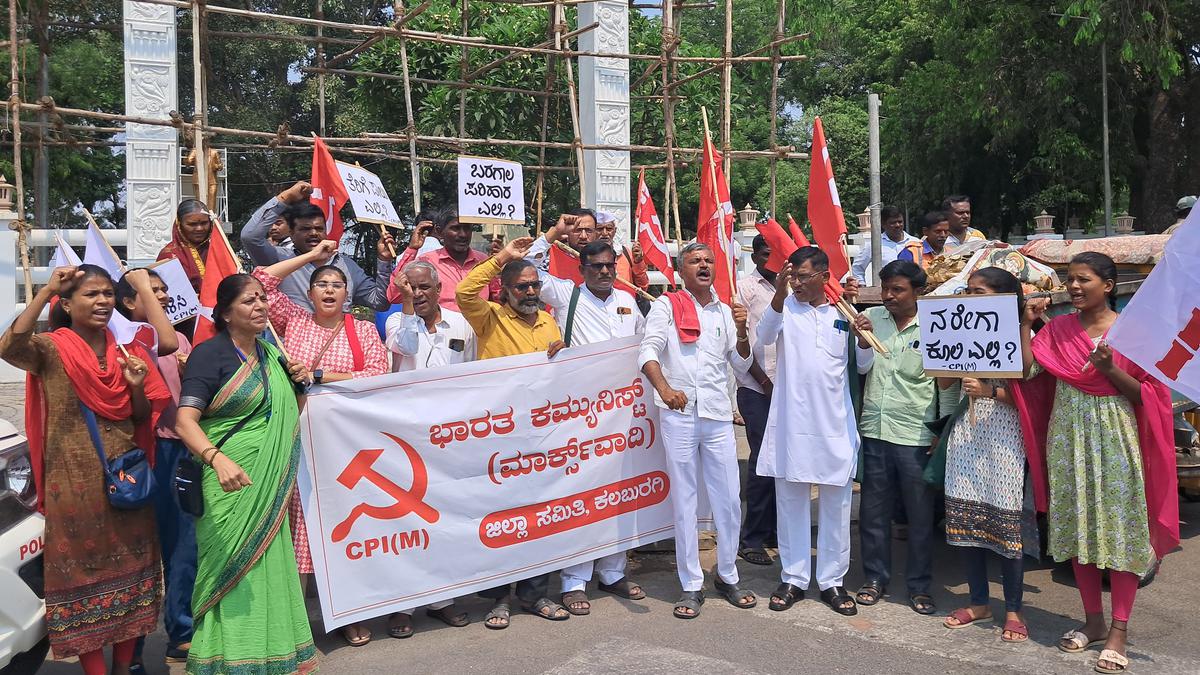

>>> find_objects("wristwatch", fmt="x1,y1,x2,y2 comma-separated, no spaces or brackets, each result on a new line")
313,369,324,385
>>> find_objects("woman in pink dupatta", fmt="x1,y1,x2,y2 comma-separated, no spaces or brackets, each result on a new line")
1012,253,1178,674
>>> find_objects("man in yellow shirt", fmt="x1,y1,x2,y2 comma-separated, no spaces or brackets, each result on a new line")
455,235,568,629
456,236,565,361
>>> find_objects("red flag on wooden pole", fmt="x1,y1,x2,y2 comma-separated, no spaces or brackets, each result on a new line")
697,108,736,304
310,136,350,241
636,169,676,287
807,117,849,282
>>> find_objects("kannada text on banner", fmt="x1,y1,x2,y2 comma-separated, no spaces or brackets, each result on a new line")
335,161,404,228
917,293,1022,378
297,337,675,629
457,155,526,225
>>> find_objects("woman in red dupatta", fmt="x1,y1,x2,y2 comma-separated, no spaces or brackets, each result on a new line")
1,265,170,675
156,199,214,294
1012,253,1178,674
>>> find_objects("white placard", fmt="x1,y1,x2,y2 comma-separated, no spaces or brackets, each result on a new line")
298,337,675,629
335,161,403,227
457,155,525,225
152,258,200,324
917,293,1022,378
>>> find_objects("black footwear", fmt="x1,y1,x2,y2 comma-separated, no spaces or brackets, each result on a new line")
856,581,885,606
165,642,190,662
769,583,804,611
673,590,705,619
714,578,757,609
738,546,773,566
821,586,858,616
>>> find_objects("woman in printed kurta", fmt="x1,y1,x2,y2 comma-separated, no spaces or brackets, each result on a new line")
1,265,170,675
251,238,389,647
1016,253,1177,674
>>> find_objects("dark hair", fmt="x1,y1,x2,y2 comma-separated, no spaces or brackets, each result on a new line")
435,207,460,230
1069,252,1119,310
309,264,347,287
879,260,927,289
880,205,903,223
414,207,440,226
213,273,263,333
177,198,209,221
941,195,971,210
677,241,712,267
968,267,1026,317
578,241,617,265
114,268,164,319
500,259,535,287
788,246,828,271
751,233,768,254
49,264,115,330
566,207,597,222
919,211,949,231
282,202,326,230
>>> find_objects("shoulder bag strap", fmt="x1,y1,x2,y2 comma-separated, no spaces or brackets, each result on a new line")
77,401,114,479
563,285,582,348
309,320,345,371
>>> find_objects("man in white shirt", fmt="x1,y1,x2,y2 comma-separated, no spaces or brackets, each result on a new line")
757,247,872,617
532,240,647,615
638,242,756,619
851,206,920,283
734,235,779,567
380,260,476,636
385,261,477,372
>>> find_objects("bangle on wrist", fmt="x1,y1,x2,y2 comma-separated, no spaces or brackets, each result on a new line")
201,446,218,465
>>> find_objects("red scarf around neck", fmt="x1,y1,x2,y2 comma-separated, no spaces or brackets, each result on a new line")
24,328,171,513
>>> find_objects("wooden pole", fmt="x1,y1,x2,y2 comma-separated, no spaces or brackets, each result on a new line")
396,0,421,214
191,0,208,205
458,0,469,139
661,0,683,244
768,0,786,214
316,0,326,135
552,241,654,302
8,0,32,302
721,0,732,181
701,106,735,297
553,0,586,205
534,7,559,235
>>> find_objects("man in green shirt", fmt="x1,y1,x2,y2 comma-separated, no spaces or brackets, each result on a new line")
854,260,942,616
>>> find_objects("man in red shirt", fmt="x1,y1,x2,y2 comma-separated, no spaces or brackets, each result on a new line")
387,208,500,311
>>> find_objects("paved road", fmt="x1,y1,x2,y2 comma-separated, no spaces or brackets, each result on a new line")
4,382,1197,674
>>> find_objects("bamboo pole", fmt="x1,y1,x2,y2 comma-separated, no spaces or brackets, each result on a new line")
701,106,734,296
191,0,208,205
396,0,421,214
317,0,326,135
721,0,732,181
322,0,432,68
663,36,806,91
660,0,682,244
768,0,786,214
303,66,567,98
458,0,468,140
553,0,586,205
464,21,597,81
9,0,32,302
534,7,560,235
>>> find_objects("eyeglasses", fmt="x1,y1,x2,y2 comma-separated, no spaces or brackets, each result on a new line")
312,281,347,290
791,271,825,283
581,262,617,271
511,281,543,293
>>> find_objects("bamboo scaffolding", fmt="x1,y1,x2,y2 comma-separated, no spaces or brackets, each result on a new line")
463,21,596,81
395,0,422,213
533,7,560,234
9,0,32,302
302,66,567,98
660,0,680,243
322,0,432,69
554,0,586,206
768,0,785,214
721,0,732,182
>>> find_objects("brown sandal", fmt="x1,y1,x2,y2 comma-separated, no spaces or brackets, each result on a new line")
561,590,591,616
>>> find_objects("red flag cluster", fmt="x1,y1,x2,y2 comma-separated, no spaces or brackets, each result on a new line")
635,169,676,287
696,134,737,304
807,117,850,285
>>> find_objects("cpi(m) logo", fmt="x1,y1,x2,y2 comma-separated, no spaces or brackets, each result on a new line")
330,433,440,543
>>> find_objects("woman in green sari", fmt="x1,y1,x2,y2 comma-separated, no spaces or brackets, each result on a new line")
176,273,318,675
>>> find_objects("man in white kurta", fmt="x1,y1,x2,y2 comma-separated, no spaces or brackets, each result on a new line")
638,243,756,618
532,241,647,614
757,247,872,615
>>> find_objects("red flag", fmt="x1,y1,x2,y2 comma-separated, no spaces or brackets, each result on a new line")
807,117,849,282
548,245,584,285
635,169,676,287
311,136,350,241
193,232,242,345
755,218,798,274
786,214,811,247
696,134,736,303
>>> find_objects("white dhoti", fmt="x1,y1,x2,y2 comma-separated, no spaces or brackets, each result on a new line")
775,476,854,591
560,552,628,593
660,407,742,591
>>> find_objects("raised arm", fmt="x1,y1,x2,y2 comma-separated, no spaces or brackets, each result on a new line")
124,268,178,356
243,181,311,265
0,267,78,372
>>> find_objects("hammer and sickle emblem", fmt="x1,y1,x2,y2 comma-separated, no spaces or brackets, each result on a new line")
330,433,440,543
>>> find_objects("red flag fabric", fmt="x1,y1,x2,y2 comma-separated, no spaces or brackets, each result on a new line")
786,214,811,247
548,244,584,286
696,135,737,304
807,117,849,282
193,232,242,345
311,136,350,241
635,169,676,287
755,218,798,274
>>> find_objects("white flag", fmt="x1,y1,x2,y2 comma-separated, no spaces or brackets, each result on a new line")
79,223,150,349
49,232,82,268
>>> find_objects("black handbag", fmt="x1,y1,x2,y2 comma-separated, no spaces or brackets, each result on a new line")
79,402,157,510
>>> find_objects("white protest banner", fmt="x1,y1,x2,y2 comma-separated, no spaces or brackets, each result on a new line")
457,155,525,225
335,161,403,228
917,293,1022,377
151,258,200,324
298,337,674,629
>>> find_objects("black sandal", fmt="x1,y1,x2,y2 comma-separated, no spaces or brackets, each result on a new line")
425,605,470,628
598,577,646,600
821,586,858,616
714,578,757,609
483,601,511,630
738,547,773,566
909,593,936,615
673,590,705,619
769,583,804,612
523,597,570,621
856,581,885,606
386,614,413,639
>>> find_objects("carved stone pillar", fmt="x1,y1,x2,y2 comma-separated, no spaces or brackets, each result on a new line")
578,2,631,242
124,2,179,262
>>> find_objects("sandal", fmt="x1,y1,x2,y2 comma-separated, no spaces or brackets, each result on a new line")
483,601,511,630
1095,649,1129,674
673,590,704,619
425,605,470,628
944,607,992,629
738,547,773,566
522,597,570,621
909,593,936,615
820,586,858,616
598,577,646,600
385,614,412,639
561,590,591,616
714,578,756,609
1002,619,1029,643
856,580,885,606
342,622,372,646
1058,628,1107,653
769,583,804,612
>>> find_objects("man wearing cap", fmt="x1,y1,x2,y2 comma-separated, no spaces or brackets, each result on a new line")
1165,196,1196,235
593,211,651,291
